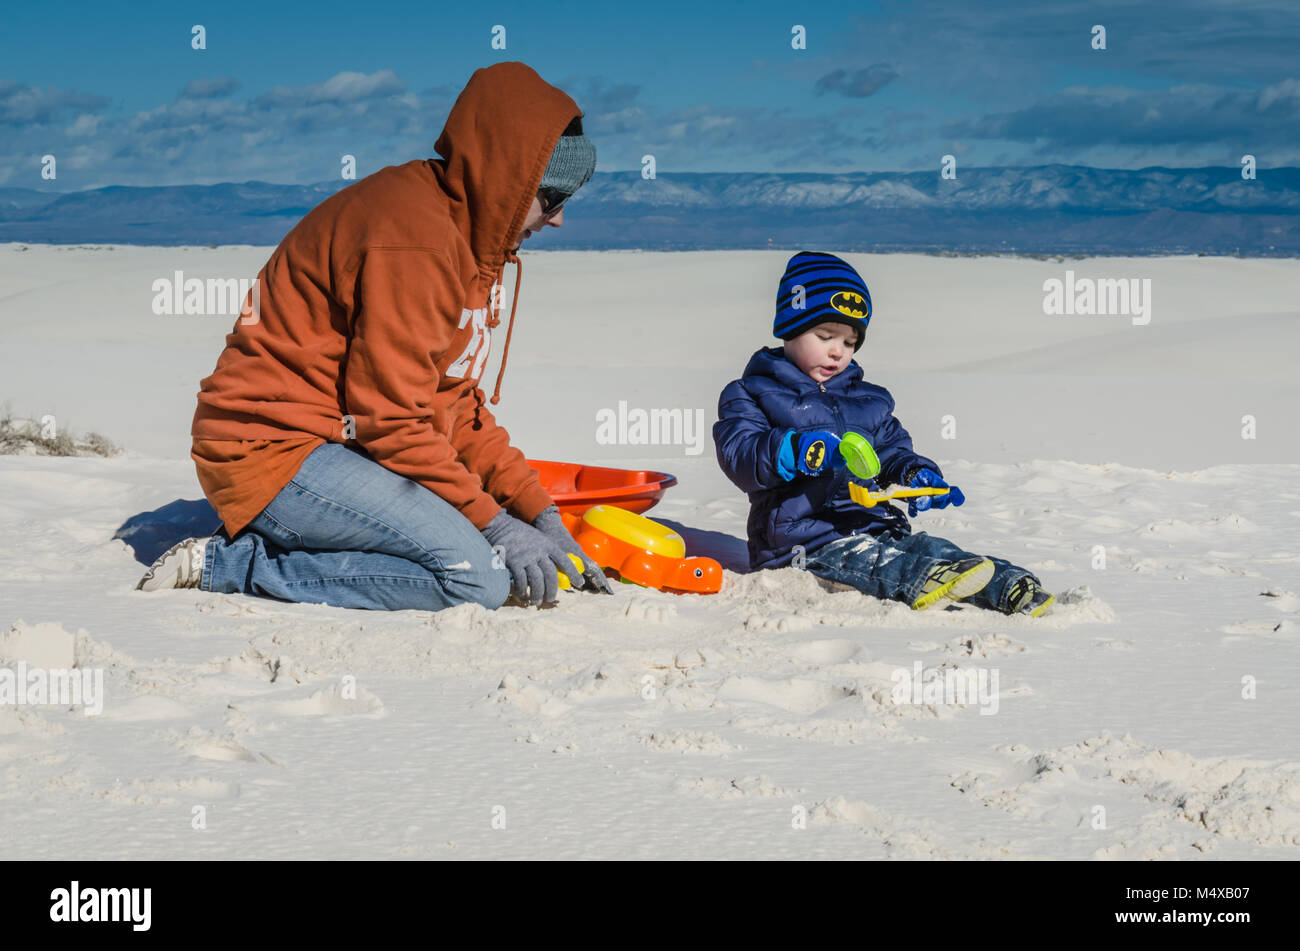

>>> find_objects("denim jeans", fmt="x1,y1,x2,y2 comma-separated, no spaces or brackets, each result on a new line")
202,442,511,611
804,528,1038,614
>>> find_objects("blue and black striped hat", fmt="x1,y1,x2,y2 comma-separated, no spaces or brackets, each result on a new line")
773,251,871,350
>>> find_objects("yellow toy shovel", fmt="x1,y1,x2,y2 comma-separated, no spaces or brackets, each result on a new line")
848,483,951,508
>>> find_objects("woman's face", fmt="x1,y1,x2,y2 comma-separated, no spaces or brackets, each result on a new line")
513,196,565,250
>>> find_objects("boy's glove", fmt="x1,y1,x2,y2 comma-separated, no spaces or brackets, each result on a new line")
480,508,585,606
779,429,847,479
905,467,966,517
530,504,612,595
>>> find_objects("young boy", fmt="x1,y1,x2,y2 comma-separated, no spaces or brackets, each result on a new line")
713,251,1054,616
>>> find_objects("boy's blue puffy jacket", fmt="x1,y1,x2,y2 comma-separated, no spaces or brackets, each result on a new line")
714,346,941,570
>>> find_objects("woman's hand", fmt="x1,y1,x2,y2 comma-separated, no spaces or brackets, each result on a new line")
480,508,587,606
530,505,612,595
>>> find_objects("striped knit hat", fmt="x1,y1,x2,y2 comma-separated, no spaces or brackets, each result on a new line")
773,251,872,351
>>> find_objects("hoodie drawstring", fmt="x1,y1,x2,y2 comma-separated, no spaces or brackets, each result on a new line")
489,250,522,405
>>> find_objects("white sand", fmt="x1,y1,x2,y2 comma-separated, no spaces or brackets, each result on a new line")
1,243,1297,858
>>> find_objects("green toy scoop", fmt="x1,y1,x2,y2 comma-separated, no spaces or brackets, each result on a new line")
838,432,882,480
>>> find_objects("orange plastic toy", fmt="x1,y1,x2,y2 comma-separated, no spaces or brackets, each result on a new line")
566,504,722,595
526,460,677,517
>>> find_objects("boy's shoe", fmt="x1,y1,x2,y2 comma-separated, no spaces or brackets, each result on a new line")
1022,591,1055,616
910,557,994,611
136,537,208,591
1005,576,1055,617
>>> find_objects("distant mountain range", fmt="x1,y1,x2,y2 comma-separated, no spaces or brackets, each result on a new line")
2,165,1297,254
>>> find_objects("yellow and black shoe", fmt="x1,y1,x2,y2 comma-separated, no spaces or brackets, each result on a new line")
910,557,994,611
1005,576,1055,616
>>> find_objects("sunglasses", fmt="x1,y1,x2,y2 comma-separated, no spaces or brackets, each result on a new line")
537,186,570,217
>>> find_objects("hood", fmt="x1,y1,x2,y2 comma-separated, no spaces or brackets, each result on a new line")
744,346,862,393
431,61,582,270
430,62,584,403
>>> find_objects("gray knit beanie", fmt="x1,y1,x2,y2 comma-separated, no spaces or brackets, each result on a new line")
540,131,596,197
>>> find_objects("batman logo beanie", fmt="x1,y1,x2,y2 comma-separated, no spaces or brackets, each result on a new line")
773,250,872,350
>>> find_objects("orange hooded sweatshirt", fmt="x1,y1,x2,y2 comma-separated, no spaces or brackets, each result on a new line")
191,61,579,538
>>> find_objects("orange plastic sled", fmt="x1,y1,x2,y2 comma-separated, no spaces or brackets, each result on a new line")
526,459,678,517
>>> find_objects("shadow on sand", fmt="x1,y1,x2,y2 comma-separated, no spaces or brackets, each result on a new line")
115,498,221,565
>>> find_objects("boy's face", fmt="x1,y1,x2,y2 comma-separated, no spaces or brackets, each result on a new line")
784,322,857,383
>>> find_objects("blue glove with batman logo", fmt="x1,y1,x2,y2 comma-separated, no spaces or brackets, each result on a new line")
778,429,847,479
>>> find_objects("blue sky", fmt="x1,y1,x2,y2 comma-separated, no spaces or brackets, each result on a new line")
2,0,1298,189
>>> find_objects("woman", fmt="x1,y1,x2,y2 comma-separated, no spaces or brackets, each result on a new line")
138,62,610,610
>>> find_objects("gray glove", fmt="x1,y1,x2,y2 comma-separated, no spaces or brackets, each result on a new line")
480,508,584,606
530,505,613,595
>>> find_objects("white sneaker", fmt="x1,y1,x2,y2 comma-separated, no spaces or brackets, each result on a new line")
137,537,208,591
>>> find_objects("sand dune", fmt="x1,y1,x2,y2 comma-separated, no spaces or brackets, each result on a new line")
1,244,1297,858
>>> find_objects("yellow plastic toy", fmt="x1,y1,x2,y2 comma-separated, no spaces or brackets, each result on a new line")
848,483,951,508
583,504,687,559
556,553,587,590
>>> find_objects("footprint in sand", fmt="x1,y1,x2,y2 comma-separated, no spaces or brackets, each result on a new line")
228,682,386,720
623,597,676,622
784,638,861,666
715,675,853,715
1222,617,1298,638
743,613,814,633
168,727,280,765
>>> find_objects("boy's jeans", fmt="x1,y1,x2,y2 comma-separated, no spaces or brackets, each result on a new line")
803,528,1038,614
202,442,511,611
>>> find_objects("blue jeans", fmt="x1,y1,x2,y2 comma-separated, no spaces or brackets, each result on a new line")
202,442,511,611
804,529,1037,614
